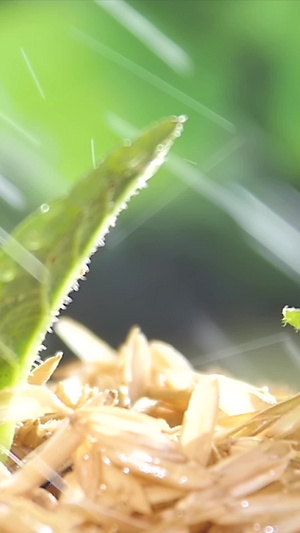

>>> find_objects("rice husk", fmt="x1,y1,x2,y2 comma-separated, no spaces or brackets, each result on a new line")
0,320,299,533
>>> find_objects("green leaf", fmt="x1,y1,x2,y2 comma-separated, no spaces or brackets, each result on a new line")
282,306,300,331
0,116,186,456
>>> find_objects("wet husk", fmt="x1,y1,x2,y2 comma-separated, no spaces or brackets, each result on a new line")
0,319,299,533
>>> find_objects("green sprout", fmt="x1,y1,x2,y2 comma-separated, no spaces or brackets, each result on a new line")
282,306,300,331
0,116,186,460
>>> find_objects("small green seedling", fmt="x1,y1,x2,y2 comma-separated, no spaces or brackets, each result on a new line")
282,306,300,331
0,116,186,459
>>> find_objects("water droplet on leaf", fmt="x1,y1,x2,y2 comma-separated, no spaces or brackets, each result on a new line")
40,203,50,214
177,114,188,123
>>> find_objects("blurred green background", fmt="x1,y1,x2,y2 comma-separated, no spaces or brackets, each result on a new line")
1,0,300,387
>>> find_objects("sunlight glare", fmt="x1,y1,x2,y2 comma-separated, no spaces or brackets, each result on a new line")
191,332,289,367
98,0,193,75
91,138,96,169
20,47,46,100
0,174,26,210
71,27,235,132
0,111,40,147
106,112,300,282
0,227,48,283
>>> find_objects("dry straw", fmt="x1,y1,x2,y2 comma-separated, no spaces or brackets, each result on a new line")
0,318,299,533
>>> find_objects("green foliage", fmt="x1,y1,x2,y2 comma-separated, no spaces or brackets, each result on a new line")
1,0,300,394
0,116,185,457
282,306,300,331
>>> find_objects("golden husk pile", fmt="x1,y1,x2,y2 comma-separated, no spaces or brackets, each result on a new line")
0,318,299,533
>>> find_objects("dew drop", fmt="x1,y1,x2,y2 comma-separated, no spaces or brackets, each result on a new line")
40,203,50,214
123,139,131,147
174,124,184,137
241,500,249,508
253,524,261,532
177,114,188,123
83,454,89,461
123,467,130,474
156,143,164,152
100,483,107,492
179,475,188,485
